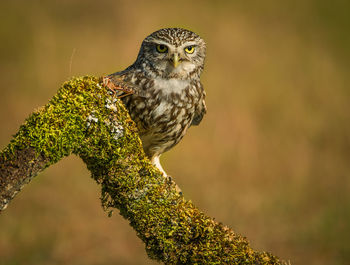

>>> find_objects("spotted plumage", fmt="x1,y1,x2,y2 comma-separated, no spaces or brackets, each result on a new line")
106,28,207,175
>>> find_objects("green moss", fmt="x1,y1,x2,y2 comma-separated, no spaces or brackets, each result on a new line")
1,76,287,264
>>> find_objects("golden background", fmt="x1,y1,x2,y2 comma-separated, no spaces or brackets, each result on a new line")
0,0,349,264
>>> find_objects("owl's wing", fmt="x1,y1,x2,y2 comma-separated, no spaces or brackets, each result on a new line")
191,85,207,126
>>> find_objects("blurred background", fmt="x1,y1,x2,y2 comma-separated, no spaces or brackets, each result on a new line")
0,0,349,264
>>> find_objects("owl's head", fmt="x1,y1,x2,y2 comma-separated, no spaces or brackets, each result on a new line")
135,28,206,79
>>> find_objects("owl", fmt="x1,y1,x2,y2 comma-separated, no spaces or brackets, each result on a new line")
105,28,207,175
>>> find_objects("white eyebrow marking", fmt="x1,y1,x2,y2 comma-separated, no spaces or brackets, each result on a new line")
152,40,171,46
146,38,172,47
179,42,198,48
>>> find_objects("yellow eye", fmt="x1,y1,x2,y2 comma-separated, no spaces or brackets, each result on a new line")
156,44,168,53
184,45,195,54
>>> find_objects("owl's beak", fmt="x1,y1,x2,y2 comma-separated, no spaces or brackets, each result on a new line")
172,53,180,68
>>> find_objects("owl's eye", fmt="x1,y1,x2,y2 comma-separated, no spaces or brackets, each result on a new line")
184,45,195,54
156,44,168,53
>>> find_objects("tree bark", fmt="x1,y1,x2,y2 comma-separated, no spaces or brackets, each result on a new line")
0,76,288,264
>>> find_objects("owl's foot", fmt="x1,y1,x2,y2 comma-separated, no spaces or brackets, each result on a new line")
165,175,183,195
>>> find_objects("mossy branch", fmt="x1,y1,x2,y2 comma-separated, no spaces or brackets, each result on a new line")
0,76,287,264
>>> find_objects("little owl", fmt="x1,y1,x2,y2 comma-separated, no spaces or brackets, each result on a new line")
105,28,207,175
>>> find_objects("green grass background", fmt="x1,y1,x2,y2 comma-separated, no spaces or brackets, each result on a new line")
0,0,349,264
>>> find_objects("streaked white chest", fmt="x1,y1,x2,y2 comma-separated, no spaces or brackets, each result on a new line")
153,78,189,95
151,78,190,118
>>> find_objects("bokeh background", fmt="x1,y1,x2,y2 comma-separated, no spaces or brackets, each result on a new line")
0,0,349,264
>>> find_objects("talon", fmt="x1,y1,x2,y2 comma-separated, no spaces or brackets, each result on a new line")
165,175,182,194
175,184,182,195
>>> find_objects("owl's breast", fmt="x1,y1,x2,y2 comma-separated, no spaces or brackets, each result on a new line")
153,78,189,95
122,78,202,156
149,79,199,125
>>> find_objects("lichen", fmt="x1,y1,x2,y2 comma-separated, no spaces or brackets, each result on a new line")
0,76,287,264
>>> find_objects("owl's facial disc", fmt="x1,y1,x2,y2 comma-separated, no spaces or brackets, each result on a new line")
164,51,195,77
143,40,200,78
168,47,197,78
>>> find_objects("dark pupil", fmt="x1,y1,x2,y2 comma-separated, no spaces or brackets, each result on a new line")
187,46,192,50
159,45,165,50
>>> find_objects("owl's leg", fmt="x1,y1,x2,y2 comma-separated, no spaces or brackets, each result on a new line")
151,155,182,195
151,155,167,176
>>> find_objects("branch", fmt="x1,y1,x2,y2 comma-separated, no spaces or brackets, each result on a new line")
0,76,287,264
